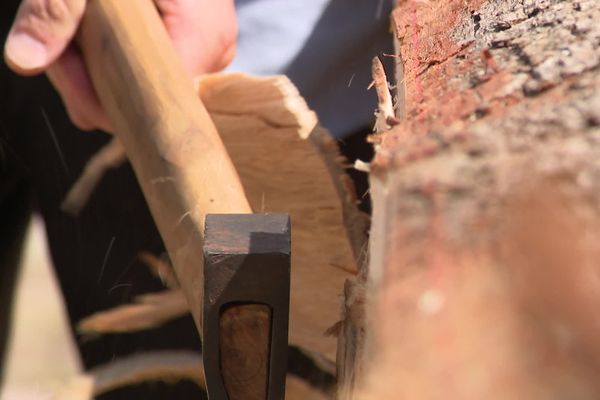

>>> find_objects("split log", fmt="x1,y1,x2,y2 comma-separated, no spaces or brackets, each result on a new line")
198,73,368,360
345,0,600,398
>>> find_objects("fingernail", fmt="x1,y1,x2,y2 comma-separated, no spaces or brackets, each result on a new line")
4,31,48,71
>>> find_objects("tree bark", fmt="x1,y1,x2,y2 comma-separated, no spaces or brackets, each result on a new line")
342,0,600,398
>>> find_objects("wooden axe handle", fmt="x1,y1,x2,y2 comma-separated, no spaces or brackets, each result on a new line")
78,0,252,331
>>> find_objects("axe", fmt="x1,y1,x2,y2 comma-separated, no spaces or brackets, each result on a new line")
78,1,290,398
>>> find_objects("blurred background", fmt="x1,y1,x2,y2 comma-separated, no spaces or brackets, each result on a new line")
0,217,81,400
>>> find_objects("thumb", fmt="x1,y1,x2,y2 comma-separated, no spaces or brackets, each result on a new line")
4,0,86,75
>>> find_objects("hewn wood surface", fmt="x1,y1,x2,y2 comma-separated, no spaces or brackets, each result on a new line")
352,0,600,398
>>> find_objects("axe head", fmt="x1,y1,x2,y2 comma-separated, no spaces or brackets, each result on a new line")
203,213,291,400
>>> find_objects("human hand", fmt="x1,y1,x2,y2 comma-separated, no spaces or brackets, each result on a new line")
4,0,238,132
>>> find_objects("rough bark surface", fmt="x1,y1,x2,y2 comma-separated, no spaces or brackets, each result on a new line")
353,0,600,398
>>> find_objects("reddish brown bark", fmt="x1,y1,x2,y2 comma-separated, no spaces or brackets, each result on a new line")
342,0,600,398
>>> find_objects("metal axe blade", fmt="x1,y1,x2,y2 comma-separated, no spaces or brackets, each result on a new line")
203,213,291,400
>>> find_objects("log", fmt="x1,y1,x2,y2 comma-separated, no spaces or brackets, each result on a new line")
199,73,369,360
345,0,600,398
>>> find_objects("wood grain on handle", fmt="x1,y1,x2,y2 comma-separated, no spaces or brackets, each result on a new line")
78,0,252,331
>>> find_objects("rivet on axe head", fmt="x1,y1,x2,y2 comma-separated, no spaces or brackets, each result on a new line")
203,213,291,400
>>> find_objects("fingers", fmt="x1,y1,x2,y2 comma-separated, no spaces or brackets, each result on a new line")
155,0,238,76
3,0,236,132
46,44,112,132
5,0,111,132
4,0,86,75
